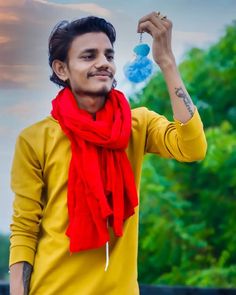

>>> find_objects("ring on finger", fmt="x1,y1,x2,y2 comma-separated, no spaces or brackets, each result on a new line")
156,11,167,20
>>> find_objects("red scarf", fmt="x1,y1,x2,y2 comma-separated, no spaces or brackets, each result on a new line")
51,87,138,252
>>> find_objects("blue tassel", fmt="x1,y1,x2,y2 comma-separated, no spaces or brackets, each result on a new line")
124,43,153,83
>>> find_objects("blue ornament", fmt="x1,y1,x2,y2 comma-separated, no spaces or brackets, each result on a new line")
133,43,150,56
124,42,153,83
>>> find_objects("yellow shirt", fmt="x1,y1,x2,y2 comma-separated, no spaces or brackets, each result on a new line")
10,107,207,295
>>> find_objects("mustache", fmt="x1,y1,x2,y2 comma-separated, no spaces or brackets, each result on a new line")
87,71,114,78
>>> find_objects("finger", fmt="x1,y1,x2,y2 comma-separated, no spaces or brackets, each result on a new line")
138,17,169,39
160,18,173,30
137,11,169,33
138,11,159,25
138,11,168,25
158,13,167,20
152,14,167,31
137,12,158,32
138,21,160,38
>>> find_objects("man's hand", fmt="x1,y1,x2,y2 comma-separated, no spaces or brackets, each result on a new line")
10,262,33,295
137,11,175,70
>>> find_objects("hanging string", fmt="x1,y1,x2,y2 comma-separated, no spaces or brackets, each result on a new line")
139,32,143,44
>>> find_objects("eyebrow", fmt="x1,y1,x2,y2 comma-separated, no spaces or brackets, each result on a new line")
80,48,115,55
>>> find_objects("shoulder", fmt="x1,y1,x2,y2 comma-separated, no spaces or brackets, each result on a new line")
131,106,164,127
16,117,62,157
14,117,63,164
18,116,60,142
131,107,149,123
131,106,148,117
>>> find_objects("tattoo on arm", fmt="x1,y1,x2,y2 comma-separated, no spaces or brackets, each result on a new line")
175,87,194,117
23,262,33,295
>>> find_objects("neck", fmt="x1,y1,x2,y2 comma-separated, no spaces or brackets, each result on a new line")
74,93,106,115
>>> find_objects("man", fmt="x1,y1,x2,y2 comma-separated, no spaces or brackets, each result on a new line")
9,12,207,295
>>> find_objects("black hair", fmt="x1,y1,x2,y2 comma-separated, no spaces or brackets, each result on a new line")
48,16,116,88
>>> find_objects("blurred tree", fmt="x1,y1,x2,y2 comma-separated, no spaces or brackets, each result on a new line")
0,234,9,280
134,21,236,287
138,123,236,287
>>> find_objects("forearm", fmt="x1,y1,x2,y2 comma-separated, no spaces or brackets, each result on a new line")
10,262,33,295
137,12,196,123
160,59,195,124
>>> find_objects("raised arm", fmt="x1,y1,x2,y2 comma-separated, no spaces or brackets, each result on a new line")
137,11,195,123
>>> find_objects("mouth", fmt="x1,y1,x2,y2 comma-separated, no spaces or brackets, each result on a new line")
88,71,113,79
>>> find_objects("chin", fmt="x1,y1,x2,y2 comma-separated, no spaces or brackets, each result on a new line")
74,83,113,98
90,84,112,96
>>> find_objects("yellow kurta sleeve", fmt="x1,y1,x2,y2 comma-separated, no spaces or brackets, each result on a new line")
10,132,45,266
145,108,207,162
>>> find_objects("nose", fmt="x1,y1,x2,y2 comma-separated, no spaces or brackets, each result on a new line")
94,54,110,69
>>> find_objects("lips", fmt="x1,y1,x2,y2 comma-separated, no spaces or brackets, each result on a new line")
88,71,113,78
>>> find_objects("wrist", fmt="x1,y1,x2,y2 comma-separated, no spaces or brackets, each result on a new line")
157,55,177,72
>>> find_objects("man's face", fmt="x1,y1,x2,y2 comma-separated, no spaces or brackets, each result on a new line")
65,32,116,98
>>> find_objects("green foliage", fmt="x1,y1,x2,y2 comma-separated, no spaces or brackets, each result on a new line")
138,123,236,287
0,234,9,280
136,20,236,287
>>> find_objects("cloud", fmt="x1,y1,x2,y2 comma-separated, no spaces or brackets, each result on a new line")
0,12,20,22
0,0,25,7
0,65,47,89
0,35,11,44
34,0,112,17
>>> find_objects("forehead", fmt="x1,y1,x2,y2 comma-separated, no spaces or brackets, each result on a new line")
69,32,113,54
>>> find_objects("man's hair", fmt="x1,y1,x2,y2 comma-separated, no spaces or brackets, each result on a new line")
48,16,116,88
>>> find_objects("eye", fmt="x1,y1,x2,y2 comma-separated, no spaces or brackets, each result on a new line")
106,54,114,61
81,54,95,60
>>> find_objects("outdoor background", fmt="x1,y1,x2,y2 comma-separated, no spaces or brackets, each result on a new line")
0,0,236,287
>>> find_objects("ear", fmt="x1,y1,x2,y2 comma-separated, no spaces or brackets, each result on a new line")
52,60,69,82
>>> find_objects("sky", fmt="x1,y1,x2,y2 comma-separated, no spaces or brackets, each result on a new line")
0,0,236,233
